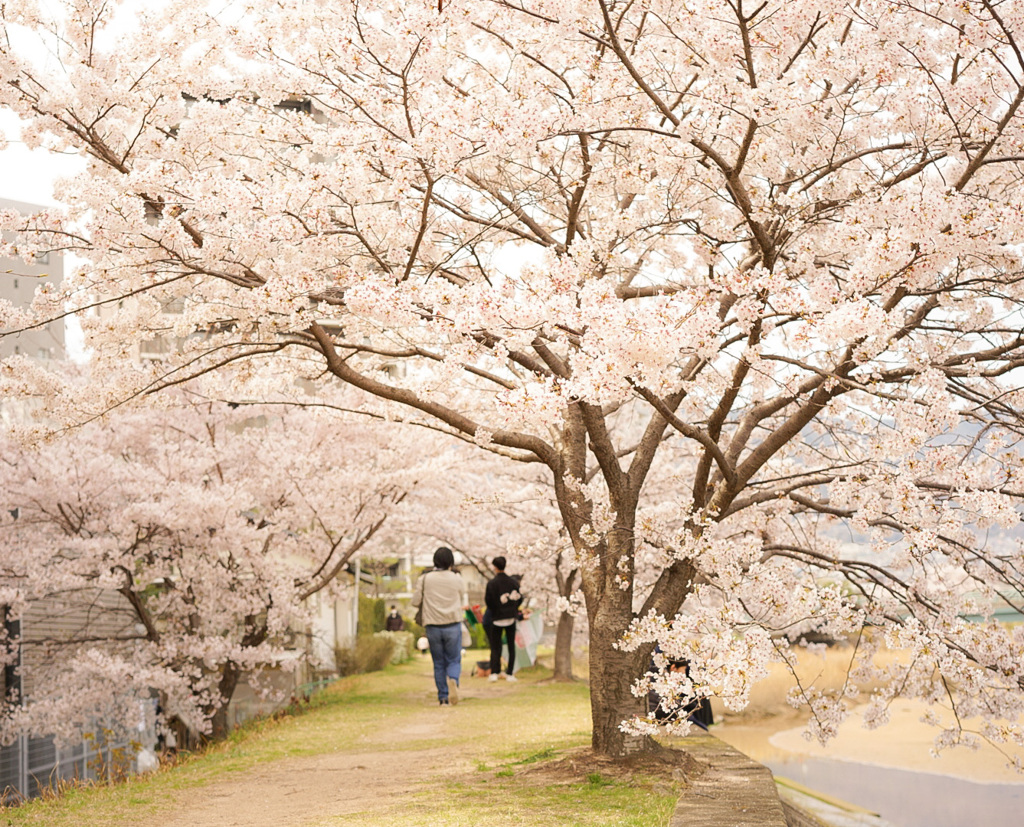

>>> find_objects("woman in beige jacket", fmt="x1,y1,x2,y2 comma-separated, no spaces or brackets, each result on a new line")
411,547,467,705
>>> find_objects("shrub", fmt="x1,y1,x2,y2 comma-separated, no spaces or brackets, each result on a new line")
335,635,395,677
355,635,394,672
405,618,425,641
468,622,488,649
358,594,386,635
334,647,358,676
376,630,414,663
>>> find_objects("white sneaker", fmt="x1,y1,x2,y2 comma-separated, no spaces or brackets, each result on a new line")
447,677,459,705
505,674,518,683
488,673,499,682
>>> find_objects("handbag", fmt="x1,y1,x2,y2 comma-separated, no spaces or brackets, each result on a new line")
461,621,472,648
414,570,430,626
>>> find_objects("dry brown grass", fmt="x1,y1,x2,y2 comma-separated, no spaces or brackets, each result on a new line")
735,641,907,720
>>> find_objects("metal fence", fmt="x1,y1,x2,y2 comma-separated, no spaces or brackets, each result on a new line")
0,732,134,804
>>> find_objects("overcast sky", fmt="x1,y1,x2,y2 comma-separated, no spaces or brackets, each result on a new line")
0,111,82,207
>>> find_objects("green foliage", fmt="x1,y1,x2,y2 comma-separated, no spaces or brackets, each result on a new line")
357,594,386,636
405,618,425,641
335,635,395,677
468,621,488,649
375,630,414,663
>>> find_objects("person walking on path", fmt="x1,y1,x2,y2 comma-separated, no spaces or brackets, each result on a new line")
484,556,522,682
411,547,467,705
385,605,405,631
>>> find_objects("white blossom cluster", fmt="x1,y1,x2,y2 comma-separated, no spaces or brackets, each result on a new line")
0,380,445,745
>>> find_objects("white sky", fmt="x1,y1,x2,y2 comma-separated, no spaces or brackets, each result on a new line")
0,111,82,206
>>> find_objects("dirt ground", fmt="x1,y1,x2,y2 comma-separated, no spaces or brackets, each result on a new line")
146,715,703,827
143,662,686,827
149,717,472,827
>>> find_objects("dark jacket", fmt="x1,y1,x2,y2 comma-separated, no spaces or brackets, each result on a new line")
647,656,714,729
485,571,522,623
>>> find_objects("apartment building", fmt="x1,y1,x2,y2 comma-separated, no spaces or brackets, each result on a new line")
0,197,64,362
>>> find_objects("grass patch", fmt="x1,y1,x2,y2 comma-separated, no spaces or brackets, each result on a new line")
508,746,558,765
0,669,417,826
389,767,681,827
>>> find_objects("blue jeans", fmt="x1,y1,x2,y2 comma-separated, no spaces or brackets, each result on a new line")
425,622,462,701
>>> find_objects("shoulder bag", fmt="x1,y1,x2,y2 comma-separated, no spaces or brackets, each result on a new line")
414,571,429,626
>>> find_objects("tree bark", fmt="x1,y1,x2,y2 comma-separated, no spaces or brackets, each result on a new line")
209,615,269,741
586,598,653,755
552,610,575,682
210,661,242,741
578,523,658,756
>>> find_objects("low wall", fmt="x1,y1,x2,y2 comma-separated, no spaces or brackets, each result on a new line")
671,734,790,827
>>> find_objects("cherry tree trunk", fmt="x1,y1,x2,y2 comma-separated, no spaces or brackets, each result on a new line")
587,603,652,756
210,662,242,741
580,525,653,756
552,610,575,682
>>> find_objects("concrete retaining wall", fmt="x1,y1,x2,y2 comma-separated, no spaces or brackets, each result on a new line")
670,735,790,827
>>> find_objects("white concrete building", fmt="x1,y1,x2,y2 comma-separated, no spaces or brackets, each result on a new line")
0,197,64,362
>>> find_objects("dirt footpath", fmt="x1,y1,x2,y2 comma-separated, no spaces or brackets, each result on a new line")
148,660,496,827
150,739,462,827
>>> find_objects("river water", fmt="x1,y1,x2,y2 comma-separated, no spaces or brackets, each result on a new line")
766,754,1024,827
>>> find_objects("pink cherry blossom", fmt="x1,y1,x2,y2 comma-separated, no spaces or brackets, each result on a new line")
2,0,1024,760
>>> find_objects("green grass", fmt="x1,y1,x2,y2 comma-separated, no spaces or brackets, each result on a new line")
383,775,680,827
1,657,684,827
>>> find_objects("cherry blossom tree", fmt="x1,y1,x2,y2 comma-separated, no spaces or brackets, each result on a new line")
0,386,432,744
3,0,1024,758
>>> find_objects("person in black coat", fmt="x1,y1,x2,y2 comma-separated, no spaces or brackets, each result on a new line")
384,605,404,632
484,556,522,681
647,653,714,729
